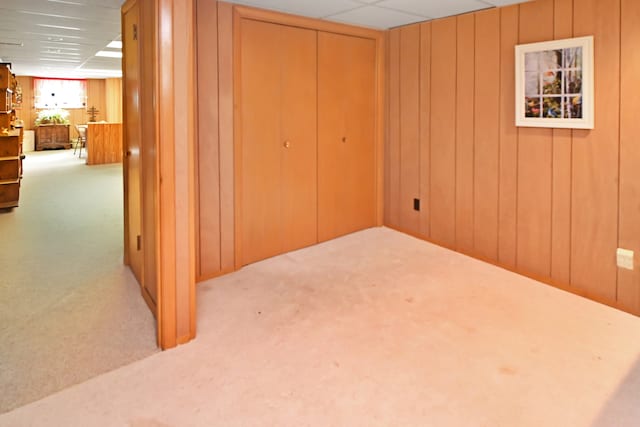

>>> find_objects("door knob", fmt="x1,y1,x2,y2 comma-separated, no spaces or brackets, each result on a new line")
341,137,347,143
283,141,291,149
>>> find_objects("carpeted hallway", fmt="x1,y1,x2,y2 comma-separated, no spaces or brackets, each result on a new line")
1,226,639,426
0,150,158,414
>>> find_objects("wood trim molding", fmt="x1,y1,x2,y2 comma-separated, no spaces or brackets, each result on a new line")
121,0,134,268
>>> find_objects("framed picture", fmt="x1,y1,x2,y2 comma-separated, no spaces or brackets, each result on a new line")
515,36,594,129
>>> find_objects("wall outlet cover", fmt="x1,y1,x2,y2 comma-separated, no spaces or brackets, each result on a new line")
616,248,634,270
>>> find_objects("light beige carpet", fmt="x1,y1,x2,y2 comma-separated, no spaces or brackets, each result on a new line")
1,226,639,426
0,150,158,414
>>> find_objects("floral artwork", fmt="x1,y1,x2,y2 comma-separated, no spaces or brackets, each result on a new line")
515,36,593,129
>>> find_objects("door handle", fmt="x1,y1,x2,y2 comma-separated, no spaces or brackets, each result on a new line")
283,141,291,149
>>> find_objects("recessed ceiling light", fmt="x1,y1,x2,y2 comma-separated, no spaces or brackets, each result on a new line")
106,41,122,49
48,0,85,5
39,58,82,63
37,24,84,31
42,46,80,51
95,50,122,58
41,50,81,56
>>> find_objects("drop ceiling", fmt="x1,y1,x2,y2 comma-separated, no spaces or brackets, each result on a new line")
0,0,530,79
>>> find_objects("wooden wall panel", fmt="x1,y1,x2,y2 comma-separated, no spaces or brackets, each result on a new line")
87,79,106,121
498,5,518,268
617,0,640,314
418,22,431,238
429,17,457,248
384,31,392,228
473,9,500,261
386,28,401,228
550,0,573,285
571,0,620,303
398,24,421,233
196,0,221,278
455,14,474,253
105,78,123,123
218,1,235,273
516,0,554,278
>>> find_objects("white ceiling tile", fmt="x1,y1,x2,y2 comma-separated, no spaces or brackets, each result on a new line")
223,0,362,19
377,0,491,19
326,5,426,29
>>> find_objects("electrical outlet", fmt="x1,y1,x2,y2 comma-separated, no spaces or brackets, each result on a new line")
616,248,634,270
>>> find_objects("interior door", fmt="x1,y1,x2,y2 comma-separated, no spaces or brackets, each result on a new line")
123,2,143,284
240,19,317,265
317,32,377,242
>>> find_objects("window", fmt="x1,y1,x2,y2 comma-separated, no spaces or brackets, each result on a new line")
34,78,87,109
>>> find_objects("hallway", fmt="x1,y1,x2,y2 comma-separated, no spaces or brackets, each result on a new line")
0,150,157,413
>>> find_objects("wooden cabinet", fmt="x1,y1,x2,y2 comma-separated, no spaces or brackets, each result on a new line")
240,19,318,265
318,32,377,242
35,124,71,150
0,133,22,208
238,17,379,266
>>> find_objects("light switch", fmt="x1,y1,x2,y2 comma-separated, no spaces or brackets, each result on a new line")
616,248,634,270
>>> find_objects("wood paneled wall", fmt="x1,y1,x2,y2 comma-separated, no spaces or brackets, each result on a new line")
195,0,235,281
105,78,123,123
14,76,122,140
386,0,640,315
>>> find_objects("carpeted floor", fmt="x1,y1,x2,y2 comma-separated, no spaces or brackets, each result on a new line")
1,226,639,426
0,150,158,414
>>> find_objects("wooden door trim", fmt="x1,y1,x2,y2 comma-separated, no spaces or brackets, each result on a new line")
233,5,386,269
121,0,135,269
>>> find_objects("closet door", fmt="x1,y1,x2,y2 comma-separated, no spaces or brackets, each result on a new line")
318,32,377,242
240,19,317,265
279,24,318,254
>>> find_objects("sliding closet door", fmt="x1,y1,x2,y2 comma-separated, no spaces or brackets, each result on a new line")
240,19,317,265
317,32,377,242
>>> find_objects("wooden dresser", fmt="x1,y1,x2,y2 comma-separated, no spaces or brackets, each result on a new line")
35,124,71,150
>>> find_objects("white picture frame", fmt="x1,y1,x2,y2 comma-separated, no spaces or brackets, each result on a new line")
515,36,594,129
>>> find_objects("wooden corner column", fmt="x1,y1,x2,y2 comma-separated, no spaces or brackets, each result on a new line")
156,0,198,347
122,0,197,350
